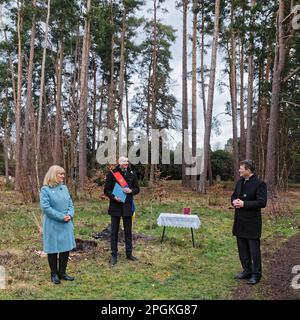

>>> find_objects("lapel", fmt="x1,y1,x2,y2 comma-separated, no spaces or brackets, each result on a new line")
236,178,243,198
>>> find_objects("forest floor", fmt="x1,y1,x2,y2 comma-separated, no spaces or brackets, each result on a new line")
0,180,300,300
232,231,300,300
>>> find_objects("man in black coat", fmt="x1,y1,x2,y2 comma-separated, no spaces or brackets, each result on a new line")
104,156,140,265
231,160,267,284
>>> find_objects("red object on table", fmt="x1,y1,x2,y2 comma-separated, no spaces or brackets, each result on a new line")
183,207,191,215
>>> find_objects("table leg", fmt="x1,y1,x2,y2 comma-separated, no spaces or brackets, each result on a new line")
191,228,195,247
161,226,166,244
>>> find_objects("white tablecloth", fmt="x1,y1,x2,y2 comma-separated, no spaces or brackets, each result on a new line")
157,213,201,229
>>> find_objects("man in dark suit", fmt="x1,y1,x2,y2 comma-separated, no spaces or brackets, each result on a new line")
104,156,140,265
231,160,267,284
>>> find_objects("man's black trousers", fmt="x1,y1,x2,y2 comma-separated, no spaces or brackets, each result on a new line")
236,237,262,276
111,216,132,257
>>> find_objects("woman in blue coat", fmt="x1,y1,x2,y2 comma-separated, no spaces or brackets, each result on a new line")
40,165,76,284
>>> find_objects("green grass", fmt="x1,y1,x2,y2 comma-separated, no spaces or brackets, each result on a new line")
0,189,299,300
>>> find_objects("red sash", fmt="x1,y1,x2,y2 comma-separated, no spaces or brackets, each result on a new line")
111,170,128,188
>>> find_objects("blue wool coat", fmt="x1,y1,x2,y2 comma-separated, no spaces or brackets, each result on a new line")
40,184,76,254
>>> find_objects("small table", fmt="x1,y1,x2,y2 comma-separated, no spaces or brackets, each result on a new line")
157,213,201,247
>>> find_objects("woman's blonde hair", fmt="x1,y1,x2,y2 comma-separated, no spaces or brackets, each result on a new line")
43,165,65,186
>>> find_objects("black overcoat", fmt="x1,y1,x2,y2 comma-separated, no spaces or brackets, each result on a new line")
104,165,140,217
231,174,267,239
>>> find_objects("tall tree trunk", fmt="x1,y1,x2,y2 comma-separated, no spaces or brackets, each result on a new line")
182,0,189,187
246,0,256,159
265,0,287,192
200,7,206,124
4,121,10,182
145,59,152,182
199,0,221,193
256,62,263,175
3,86,10,182
36,0,51,189
92,52,97,167
125,65,130,151
229,3,239,183
22,0,36,173
260,51,271,179
78,0,91,188
149,0,158,187
117,6,128,158
54,36,64,165
238,29,246,160
191,0,198,190
68,34,80,195
107,1,115,131
200,7,213,186
15,0,23,190
3,29,17,180
208,149,213,185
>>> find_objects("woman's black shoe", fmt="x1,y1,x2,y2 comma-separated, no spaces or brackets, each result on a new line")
111,256,117,265
51,274,61,284
59,273,75,281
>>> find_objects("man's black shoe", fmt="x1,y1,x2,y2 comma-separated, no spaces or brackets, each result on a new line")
51,274,61,284
126,255,138,261
111,256,117,265
246,275,261,285
234,271,252,280
59,273,75,281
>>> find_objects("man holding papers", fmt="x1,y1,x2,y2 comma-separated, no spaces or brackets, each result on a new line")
104,156,140,265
